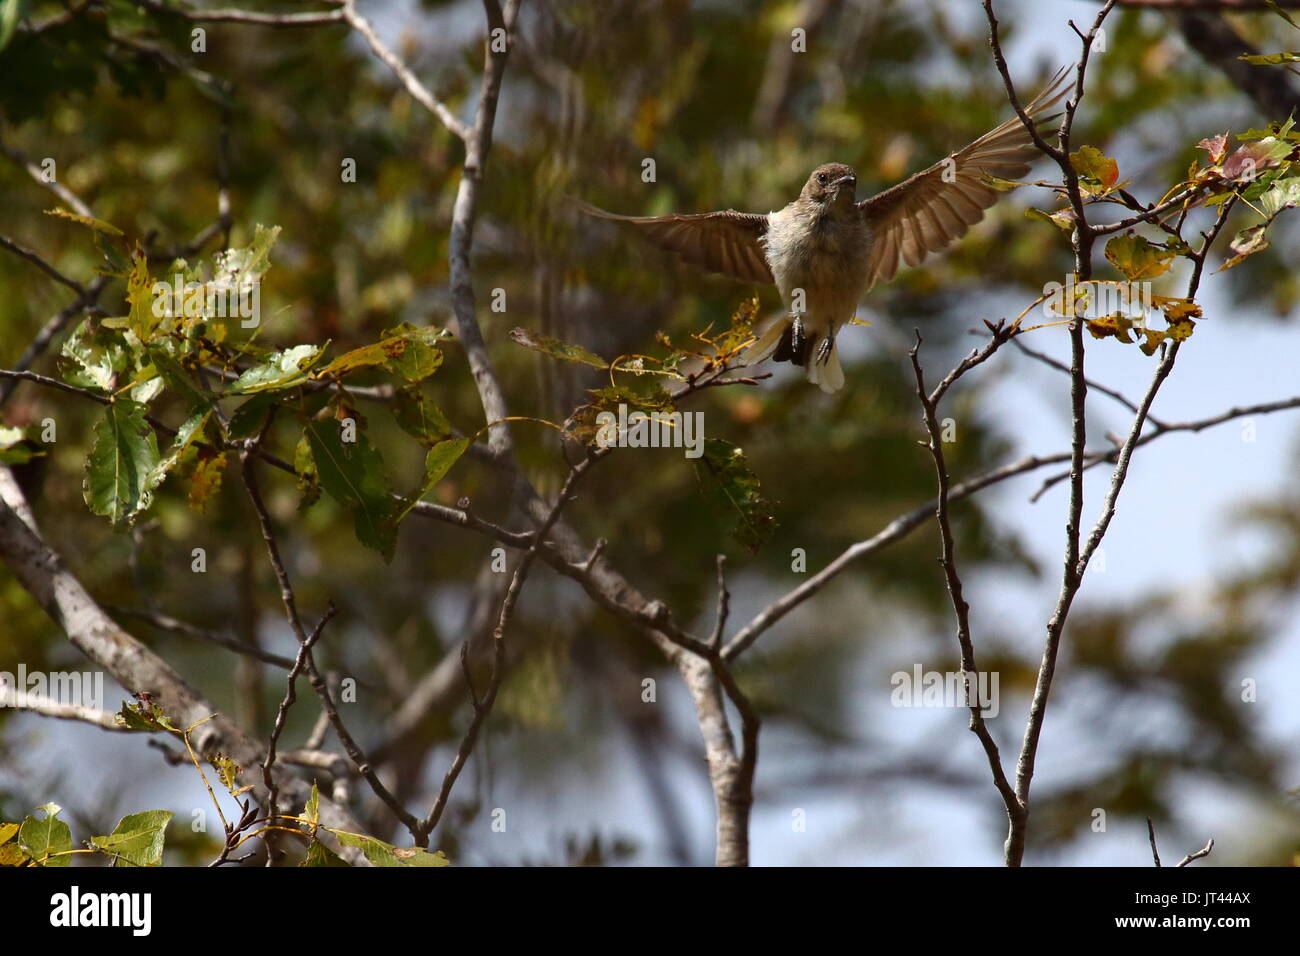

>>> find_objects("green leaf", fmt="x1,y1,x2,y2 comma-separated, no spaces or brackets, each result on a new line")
18,804,72,867
114,699,180,733
89,810,173,867
695,439,777,554
83,400,161,525
62,317,130,391
1069,145,1119,196
509,327,609,368
0,425,39,465
229,344,325,394
1238,52,1300,65
397,437,470,523
146,405,210,495
392,384,453,445
304,420,397,559
301,840,349,867
0,0,23,54
326,828,449,867
1025,206,1076,232
1104,233,1176,280
304,783,320,829
43,207,125,238
227,392,279,439
147,349,212,410
125,248,161,343
314,324,447,383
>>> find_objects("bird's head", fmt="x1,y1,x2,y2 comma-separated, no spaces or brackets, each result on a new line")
800,163,858,207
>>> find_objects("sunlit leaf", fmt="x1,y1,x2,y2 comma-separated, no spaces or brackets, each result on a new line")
18,804,72,867
229,344,324,394
695,438,777,554
1104,233,1175,280
89,810,172,867
326,828,449,867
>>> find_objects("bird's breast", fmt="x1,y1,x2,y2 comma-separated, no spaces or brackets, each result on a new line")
763,206,872,318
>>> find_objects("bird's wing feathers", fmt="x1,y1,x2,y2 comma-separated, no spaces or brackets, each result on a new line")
573,200,774,285
857,66,1072,289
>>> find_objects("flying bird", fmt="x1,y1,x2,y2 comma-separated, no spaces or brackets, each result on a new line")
576,68,1071,392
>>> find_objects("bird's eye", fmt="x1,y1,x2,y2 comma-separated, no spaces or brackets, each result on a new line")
817,173,828,184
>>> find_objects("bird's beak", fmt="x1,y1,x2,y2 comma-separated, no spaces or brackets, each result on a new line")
833,175,856,192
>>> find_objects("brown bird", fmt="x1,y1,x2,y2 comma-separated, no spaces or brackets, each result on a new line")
577,68,1070,392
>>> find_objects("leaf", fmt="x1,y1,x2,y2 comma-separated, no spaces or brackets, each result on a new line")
43,207,125,238
1085,314,1136,344
0,0,21,54
293,433,320,509
187,448,226,512
83,400,161,525
304,420,397,559
313,324,447,383
0,425,38,465
304,783,320,829
509,327,609,368
398,437,470,523
62,317,130,391
1219,224,1270,271
1104,233,1175,280
327,828,450,867
18,804,72,867
301,840,349,867
1197,132,1230,165
392,384,453,445
147,349,211,410
89,810,172,867
1069,145,1119,196
125,248,161,343
695,439,777,554
0,822,17,845
1259,175,1300,216
1025,206,1076,232
227,392,279,439
1238,52,1300,65
1265,0,1300,30
1222,138,1289,180
114,699,180,733
229,343,325,394
210,753,240,792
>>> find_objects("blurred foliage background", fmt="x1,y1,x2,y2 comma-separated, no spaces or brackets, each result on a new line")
1,0,1298,865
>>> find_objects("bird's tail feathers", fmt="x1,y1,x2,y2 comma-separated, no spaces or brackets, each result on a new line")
741,316,789,366
806,340,844,393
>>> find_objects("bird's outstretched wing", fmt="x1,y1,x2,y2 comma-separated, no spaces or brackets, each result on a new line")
572,200,774,285
857,66,1072,289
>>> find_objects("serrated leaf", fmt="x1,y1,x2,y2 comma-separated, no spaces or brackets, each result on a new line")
326,828,450,867
145,406,210,494
114,700,179,733
125,248,161,343
1105,233,1175,280
83,400,161,525
304,420,397,559
229,344,324,394
695,439,777,554
210,753,240,792
89,810,172,867
19,804,72,867
62,317,130,391
301,840,349,867
43,207,125,238
314,324,447,382
1197,132,1230,165
509,327,609,368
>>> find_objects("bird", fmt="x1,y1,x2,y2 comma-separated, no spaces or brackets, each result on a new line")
575,68,1071,393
